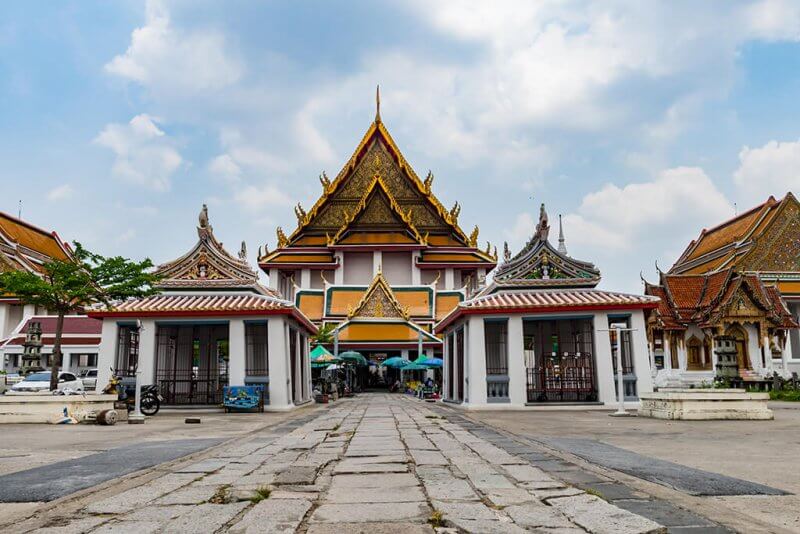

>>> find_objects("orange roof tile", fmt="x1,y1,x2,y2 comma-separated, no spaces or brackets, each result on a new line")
0,211,70,264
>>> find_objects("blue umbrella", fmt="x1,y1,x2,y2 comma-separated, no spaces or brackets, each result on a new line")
420,357,443,368
381,356,411,368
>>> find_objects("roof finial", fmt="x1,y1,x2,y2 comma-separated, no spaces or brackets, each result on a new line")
557,214,567,255
535,203,550,242
375,85,381,122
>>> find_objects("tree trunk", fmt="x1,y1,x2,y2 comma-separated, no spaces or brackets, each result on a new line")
49,311,65,391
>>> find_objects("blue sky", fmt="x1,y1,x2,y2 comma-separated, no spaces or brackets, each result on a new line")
2,0,800,292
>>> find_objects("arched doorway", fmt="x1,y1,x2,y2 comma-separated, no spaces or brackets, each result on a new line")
725,325,750,370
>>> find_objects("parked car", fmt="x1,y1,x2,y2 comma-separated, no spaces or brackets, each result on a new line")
3,373,22,386
80,368,98,390
10,371,84,393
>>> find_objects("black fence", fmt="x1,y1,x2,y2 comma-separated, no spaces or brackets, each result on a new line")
526,352,597,403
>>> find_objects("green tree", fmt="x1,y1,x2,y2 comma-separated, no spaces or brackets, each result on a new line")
0,242,159,390
311,323,335,346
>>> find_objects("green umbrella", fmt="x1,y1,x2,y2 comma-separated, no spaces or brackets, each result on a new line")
312,361,332,369
339,350,368,366
311,345,333,360
401,362,428,371
381,356,411,368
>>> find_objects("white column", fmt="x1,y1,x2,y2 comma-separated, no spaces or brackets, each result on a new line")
411,253,421,285
592,312,616,405
61,352,72,373
0,304,9,339
96,320,119,392
22,304,36,320
228,319,246,386
401,349,410,360
763,334,773,372
663,335,672,371
444,269,455,290
334,252,344,284
137,319,157,385
630,311,653,395
466,316,487,406
507,316,526,406
268,268,279,290
300,269,311,289
442,333,449,400
676,340,688,371
294,328,302,403
267,318,291,409
373,251,383,276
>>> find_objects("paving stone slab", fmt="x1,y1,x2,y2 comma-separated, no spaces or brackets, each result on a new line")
530,487,585,501
504,502,577,529
273,465,318,485
410,449,448,466
32,516,109,534
161,502,249,534
444,518,529,533
88,520,162,534
334,461,409,474
311,502,431,523
84,473,198,514
483,487,538,507
580,482,650,501
151,484,219,505
614,499,715,528
175,459,228,473
548,494,664,534
432,500,501,520
119,504,191,522
305,522,435,533
229,498,312,534
323,485,426,503
330,473,420,489
502,464,557,483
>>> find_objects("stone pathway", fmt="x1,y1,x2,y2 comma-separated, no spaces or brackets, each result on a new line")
24,395,669,533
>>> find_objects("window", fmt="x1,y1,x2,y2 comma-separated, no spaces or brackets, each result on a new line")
484,320,508,375
73,354,98,368
609,317,634,375
115,325,140,376
245,323,269,376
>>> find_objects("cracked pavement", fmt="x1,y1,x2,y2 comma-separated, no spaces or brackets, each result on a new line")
16,395,718,533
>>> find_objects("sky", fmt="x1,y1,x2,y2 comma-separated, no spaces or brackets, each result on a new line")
2,0,800,292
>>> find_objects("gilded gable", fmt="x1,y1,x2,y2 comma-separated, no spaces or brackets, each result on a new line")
741,200,800,272
348,272,410,320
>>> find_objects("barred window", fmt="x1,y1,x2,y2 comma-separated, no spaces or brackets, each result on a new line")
245,323,268,376
484,320,508,375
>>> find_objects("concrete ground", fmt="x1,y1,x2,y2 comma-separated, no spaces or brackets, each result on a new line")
464,401,800,534
5,395,687,534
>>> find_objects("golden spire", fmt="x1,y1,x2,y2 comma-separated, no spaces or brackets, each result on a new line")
375,85,381,123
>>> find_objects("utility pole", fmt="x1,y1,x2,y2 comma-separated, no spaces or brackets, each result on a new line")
600,323,638,417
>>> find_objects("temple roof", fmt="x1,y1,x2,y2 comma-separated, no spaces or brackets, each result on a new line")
489,204,600,291
347,270,411,320
644,268,798,330
260,92,496,266
0,211,72,276
155,205,273,295
670,192,799,275
1,315,101,348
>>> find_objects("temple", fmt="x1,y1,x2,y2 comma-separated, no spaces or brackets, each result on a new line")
91,206,317,409
645,192,800,384
435,205,659,408
259,91,496,361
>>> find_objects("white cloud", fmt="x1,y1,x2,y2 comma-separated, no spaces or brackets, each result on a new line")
565,167,733,252
744,0,800,41
233,184,292,212
47,184,74,201
208,154,242,183
94,114,182,192
105,0,242,96
734,139,800,199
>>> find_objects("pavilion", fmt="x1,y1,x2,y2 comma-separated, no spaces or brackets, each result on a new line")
90,206,316,410
435,205,659,408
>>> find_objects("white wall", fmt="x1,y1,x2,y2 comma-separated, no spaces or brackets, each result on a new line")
343,252,372,284
383,252,412,284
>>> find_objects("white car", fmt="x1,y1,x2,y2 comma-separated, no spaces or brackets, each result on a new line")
10,371,84,393
80,369,98,390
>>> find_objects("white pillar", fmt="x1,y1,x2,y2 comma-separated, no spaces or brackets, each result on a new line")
334,252,344,284
300,269,311,289
763,334,773,372
294,328,302,403
592,312,616,405
663,335,672,371
373,251,382,276
411,253,421,285
401,349,410,360
507,316,526,406
96,320,119,392
228,319,246,386
466,316,486,406
137,319,156,385
0,304,9,339
268,268,279,290
61,352,72,373
630,311,653,395
267,318,291,408
22,304,36,319
444,269,455,290
442,332,449,400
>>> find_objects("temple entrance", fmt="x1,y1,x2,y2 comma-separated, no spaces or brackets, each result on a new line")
726,325,750,370
524,319,597,403
155,324,229,405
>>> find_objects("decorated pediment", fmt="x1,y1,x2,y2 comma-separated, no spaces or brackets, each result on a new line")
328,176,426,245
347,271,410,320
156,205,258,288
741,198,800,272
493,204,600,288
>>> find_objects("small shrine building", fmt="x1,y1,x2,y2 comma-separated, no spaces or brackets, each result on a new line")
435,206,659,408
645,192,800,384
259,92,496,362
90,206,316,410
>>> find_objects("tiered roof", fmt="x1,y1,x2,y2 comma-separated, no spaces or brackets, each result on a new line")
1,315,101,348
260,93,496,269
670,192,800,277
0,211,72,277
436,205,658,332
645,268,797,331
90,206,315,331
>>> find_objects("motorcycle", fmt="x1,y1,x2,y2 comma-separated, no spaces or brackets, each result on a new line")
102,369,162,416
